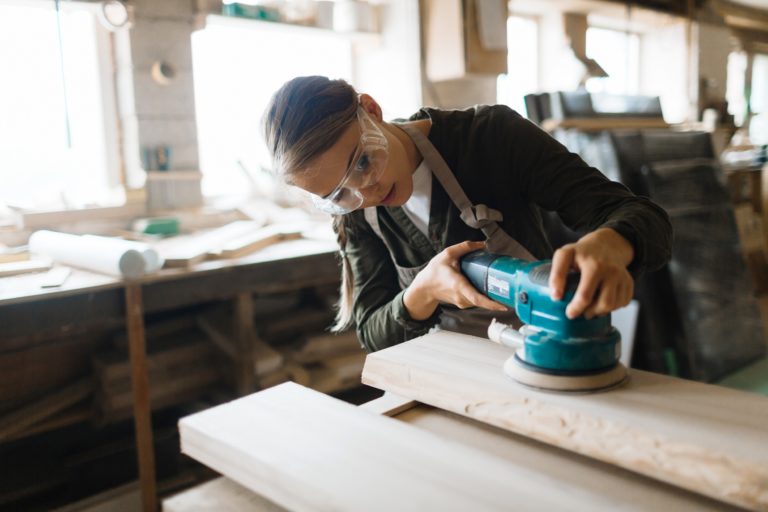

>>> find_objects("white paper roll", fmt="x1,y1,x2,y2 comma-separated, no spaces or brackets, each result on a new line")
29,231,147,279
82,235,164,273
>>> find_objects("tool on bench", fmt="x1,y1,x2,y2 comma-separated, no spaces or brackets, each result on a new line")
461,250,628,393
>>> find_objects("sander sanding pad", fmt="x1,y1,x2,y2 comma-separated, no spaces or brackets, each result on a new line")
503,352,628,393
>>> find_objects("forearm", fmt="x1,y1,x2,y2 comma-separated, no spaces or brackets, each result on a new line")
598,198,672,275
581,227,634,268
356,290,438,352
403,279,439,321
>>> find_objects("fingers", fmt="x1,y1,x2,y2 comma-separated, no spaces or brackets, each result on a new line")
549,245,575,301
455,277,507,312
577,269,634,319
443,240,486,260
565,261,600,319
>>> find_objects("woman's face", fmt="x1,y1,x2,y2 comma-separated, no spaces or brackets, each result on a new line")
292,105,414,213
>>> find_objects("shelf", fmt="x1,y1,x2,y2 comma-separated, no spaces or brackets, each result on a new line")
200,14,381,46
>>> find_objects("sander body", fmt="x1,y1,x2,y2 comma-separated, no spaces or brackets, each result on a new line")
461,250,627,392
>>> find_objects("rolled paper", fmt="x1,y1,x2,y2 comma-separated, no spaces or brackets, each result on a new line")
82,235,164,273
29,231,147,279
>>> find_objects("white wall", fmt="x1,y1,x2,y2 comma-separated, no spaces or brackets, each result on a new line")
354,0,423,119
698,22,733,107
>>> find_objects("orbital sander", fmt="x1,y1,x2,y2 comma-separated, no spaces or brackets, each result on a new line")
461,250,628,392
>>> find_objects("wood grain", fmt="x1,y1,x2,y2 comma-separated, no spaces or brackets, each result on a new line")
179,382,643,512
361,331,768,511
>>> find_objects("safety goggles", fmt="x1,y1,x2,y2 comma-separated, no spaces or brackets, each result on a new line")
311,107,389,215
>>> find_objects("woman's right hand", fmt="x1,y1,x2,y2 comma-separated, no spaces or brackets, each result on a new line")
403,241,509,321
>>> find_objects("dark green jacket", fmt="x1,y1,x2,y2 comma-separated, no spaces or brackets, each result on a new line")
340,105,672,352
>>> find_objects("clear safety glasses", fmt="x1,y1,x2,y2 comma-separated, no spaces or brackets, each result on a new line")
312,107,389,215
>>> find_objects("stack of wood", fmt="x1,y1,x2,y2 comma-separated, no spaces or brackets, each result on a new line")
93,316,221,423
275,331,365,394
198,299,365,395
196,308,286,389
154,220,305,268
0,378,92,442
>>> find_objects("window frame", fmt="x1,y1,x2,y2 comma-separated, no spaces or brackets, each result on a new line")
584,24,642,95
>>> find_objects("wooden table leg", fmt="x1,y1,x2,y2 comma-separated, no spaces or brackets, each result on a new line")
234,292,256,396
751,170,763,213
125,283,157,512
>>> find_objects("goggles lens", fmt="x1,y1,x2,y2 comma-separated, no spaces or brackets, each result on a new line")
312,107,389,215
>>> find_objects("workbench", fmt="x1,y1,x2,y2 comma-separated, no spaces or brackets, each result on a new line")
167,393,743,511
174,330,768,511
0,237,339,512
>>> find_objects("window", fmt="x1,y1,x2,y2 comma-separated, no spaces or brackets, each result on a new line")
750,53,768,145
726,50,748,127
585,27,640,95
497,15,538,118
0,2,120,210
191,18,354,200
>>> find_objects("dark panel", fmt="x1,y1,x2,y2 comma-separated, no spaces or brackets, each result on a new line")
0,289,124,351
141,252,340,313
643,160,766,381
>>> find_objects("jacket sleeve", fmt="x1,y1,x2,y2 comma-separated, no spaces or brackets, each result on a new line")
499,108,672,275
339,212,439,352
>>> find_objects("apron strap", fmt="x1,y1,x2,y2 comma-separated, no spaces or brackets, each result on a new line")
364,206,424,290
396,122,535,261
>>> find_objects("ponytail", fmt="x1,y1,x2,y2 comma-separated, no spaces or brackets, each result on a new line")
331,214,354,331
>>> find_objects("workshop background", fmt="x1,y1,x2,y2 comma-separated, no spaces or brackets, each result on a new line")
1,0,767,510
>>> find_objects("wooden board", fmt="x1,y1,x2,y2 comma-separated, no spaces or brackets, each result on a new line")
287,331,361,364
397,404,739,511
163,477,288,512
359,392,417,417
155,221,264,268
0,259,51,278
209,224,303,259
542,117,670,132
179,382,637,512
0,379,91,441
167,399,735,511
361,331,768,511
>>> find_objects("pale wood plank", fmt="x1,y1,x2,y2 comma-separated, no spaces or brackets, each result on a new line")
542,117,670,132
162,477,287,512
361,331,768,511
0,259,52,278
359,392,417,417
398,404,739,511
169,397,734,512
179,382,634,512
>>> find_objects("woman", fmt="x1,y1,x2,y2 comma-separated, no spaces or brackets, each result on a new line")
262,76,672,352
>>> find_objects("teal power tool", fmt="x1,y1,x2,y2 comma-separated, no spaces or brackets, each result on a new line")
461,250,628,392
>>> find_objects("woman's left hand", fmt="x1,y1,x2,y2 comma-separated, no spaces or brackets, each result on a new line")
548,228,635,320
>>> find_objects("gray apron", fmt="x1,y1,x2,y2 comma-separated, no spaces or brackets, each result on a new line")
363,122,535,337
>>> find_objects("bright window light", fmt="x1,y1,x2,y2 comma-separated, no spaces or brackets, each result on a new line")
726,50,748,126
750,53,768,145
192,20,353,200
0,2,120,210
751,53,768,115
498,15,539,118
585,27,640,95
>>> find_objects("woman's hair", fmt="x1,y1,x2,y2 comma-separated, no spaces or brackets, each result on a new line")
262,76,358,332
